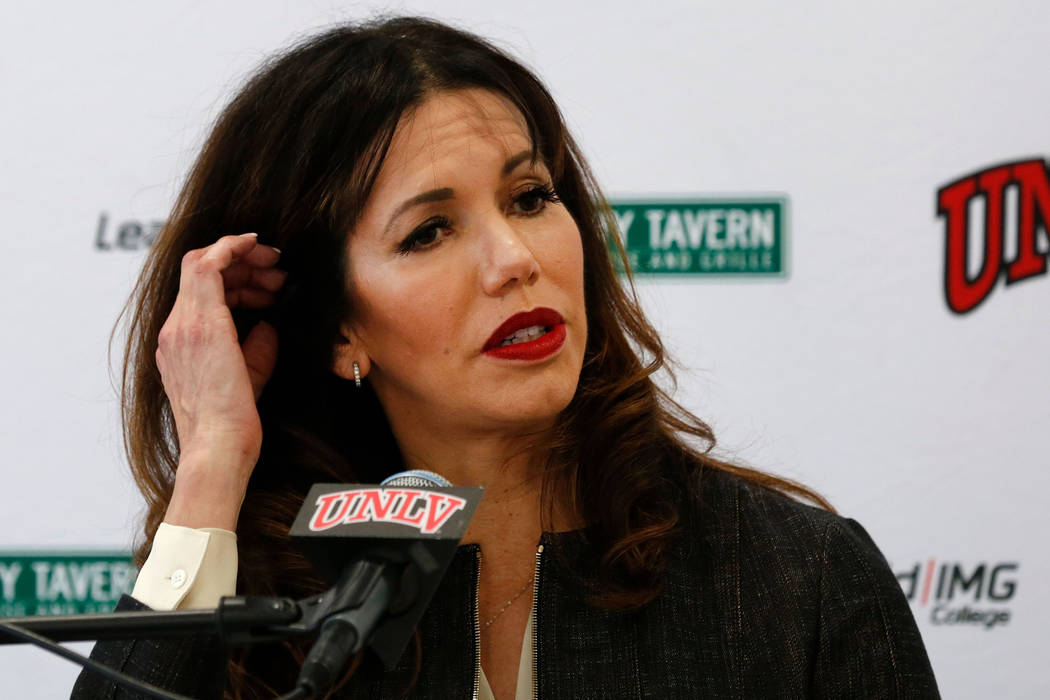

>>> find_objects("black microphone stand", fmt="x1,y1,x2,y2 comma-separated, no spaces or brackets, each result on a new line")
0,558,393,660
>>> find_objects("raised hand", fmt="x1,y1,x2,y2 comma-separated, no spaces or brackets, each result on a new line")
156,233,285,530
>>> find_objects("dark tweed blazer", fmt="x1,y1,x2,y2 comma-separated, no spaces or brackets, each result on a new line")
72,467,940,698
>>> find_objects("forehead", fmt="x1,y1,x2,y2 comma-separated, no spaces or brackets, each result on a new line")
374,89,534,189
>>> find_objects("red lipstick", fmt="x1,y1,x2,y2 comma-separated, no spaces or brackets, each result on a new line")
483,308,566,361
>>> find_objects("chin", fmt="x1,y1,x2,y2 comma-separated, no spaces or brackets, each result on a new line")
469,349,584,430
485,384,577,431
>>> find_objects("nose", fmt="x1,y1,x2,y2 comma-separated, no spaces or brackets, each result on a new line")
479,217,540,296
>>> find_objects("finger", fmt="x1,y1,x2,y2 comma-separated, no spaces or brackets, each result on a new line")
225,288,278,309
243,321,279,401
237,243,282,267
181,248,205,266
180,234,262,307
222,264,287,292
197,233,262,271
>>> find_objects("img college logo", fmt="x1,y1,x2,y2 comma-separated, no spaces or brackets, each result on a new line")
936,157,1050,314
895,559,1018,630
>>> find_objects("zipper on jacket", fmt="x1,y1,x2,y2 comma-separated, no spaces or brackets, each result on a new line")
473,547,482,700
531,543,544,700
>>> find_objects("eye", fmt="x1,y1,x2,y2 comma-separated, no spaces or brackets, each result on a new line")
397,216,453,255
512,183,560,216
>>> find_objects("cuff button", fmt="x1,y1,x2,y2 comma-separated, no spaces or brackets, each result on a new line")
170,568,187,589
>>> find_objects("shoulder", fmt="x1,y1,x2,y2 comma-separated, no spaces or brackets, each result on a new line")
685,465,907,605
688,464,881,564
677,466,939,697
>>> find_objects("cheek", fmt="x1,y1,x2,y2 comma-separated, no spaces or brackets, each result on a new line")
547,222,586,294
354,269,462,362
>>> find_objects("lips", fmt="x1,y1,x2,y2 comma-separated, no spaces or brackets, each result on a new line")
483,307,566,361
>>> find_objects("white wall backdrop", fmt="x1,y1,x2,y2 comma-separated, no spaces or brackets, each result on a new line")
2,1,1048,697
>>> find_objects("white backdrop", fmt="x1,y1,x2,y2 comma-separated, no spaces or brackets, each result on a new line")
2,1,1048,697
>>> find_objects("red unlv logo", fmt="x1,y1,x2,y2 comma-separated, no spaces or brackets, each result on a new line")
309,488,467,535
936,158,1050,313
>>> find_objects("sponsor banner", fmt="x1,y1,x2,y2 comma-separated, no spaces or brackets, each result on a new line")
94,213,165,252
895,558,1018,630
608,196,789,276
0,553,135,617
936,157,1050,314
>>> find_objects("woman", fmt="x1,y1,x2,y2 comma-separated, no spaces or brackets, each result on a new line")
73,16,938,700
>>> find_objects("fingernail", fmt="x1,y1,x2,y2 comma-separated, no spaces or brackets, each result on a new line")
271,246,282,255
243,232,258,238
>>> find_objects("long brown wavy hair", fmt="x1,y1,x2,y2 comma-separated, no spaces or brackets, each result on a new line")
120,16,830,698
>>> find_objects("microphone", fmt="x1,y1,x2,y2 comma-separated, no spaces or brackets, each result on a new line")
290,470,481,697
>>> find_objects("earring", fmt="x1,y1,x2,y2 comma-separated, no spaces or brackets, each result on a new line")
352,361,362,388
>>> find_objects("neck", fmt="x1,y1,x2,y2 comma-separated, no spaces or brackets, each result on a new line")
410,431,551,545
376,385,552,487
405,421,548,493
380,409,575,541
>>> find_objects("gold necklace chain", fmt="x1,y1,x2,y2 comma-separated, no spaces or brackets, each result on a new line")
483,572,536,629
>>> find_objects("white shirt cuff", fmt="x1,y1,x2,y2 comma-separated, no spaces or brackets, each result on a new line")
131,522,238,610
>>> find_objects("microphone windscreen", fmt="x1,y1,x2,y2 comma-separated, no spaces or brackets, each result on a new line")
380,469,451,488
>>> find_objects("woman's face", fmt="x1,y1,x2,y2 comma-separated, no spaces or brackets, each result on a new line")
338,89,587,439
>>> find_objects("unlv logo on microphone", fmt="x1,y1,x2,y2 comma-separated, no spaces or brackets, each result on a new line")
309,488,467,535
936,158,1050,313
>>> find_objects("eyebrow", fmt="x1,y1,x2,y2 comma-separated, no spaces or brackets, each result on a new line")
383,149,539,236
383,188,454,237
502,149,535,176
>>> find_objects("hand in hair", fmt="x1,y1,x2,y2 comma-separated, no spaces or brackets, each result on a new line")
155,232,284,530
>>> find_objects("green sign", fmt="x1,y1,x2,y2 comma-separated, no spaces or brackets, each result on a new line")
0,552,136,616
608,197,789,276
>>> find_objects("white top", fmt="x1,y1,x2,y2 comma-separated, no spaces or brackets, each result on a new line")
133,523,534,700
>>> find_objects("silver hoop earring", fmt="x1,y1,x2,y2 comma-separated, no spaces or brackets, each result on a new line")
352,361,362,388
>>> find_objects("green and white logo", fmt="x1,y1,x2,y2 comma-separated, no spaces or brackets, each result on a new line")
608,196,789,277
0,552,135,616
